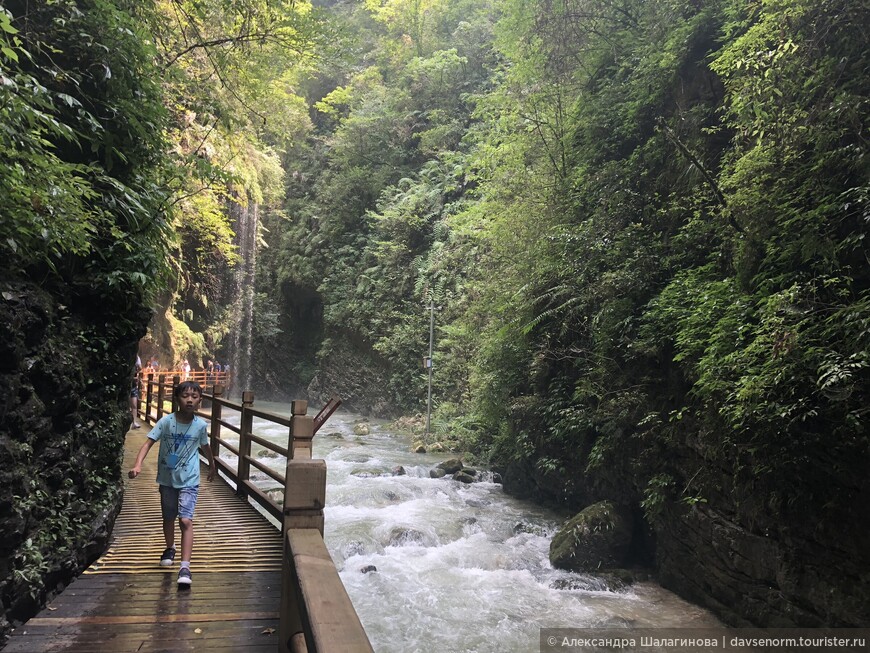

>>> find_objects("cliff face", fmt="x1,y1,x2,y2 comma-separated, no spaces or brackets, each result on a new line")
655,500,870,627
0,280,145,641
307,332,399,417
501,442,870,628
652,448,870,628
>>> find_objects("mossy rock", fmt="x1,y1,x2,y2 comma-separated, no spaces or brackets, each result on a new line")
437,458,463,474
353,422,370,436
549,501,633,572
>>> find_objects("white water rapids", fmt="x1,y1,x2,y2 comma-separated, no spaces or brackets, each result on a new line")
219,403,721,652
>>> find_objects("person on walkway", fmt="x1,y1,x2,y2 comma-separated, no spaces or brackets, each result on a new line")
130,355,142,429
127,380,216,588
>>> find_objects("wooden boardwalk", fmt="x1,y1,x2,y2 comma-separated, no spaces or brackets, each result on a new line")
4,429,284,653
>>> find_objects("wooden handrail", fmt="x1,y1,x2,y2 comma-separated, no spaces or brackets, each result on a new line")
139,368,231,386
282,529,374,653
312,396,341,434
279,401,372,653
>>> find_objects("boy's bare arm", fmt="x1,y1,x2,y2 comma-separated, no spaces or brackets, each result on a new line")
201,443,217,481
128,439,156,479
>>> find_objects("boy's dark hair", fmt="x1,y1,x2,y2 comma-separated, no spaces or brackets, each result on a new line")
173,380,203,399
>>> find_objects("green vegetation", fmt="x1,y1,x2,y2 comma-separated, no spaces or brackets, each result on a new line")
1,0,867,630
0,0,170,299
258,0,867,528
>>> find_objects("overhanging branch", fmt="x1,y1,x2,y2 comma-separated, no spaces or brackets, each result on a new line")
656,117,744,234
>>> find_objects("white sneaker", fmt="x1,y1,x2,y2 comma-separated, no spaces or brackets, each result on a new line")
177,567,192,586
159,547,175,566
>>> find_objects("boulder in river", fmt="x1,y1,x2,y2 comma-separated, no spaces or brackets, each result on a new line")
387,527,426,546
549,501,633,572
437,458,463,474
353,422,371,436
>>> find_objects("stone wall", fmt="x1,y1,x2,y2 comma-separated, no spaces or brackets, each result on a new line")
654,485,870,627
501,445,870,628
0,280,144,643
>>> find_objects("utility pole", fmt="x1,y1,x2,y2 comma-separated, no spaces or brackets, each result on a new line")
425,301,435,438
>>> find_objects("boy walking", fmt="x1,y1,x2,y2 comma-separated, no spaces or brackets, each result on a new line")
128,380,216,587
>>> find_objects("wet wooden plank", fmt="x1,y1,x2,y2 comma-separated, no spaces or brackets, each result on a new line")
5,620,280,652
5,431,285,653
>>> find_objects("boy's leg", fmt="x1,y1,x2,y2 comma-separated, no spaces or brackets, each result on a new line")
176,487,199,586
163,517,176,549
178,516,193,563
177,486,199,560
129,391,141,428
158,485,179,566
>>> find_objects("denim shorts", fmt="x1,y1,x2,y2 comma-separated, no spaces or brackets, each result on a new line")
159,485,199,520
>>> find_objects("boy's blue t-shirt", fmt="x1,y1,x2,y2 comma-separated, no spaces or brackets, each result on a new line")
147,413,209,488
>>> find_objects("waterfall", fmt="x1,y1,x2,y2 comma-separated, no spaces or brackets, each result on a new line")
227,197,258,395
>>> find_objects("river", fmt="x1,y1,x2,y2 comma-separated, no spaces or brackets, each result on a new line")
225,403,721,652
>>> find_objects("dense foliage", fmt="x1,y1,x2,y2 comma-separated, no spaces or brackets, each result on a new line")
259,0,868,622
0,0,320,635
0,0,170,292
263,0,868,509
1,0,170,632
1,0,867,631
136,0,322,369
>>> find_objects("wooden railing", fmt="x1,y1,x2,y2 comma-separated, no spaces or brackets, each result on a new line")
140,368,230,389
135,375,372,653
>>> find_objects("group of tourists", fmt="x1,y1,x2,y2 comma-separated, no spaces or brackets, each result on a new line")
136,355,228,378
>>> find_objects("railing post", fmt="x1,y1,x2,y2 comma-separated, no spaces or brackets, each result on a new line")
156,374,166,421
237,391,255,499
282,401,325,534
144,373,153,424
171,374,181,413
210,384,224,458
290,400,314,460
281,400,325,653
280,538,306,653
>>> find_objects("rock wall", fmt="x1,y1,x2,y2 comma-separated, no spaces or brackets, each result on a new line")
501,447,870,628
307,332,398,417
0,280,144,642
654,483,870,627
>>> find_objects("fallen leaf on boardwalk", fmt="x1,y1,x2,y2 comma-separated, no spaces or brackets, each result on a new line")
194,628,203,634
262,628,276,635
